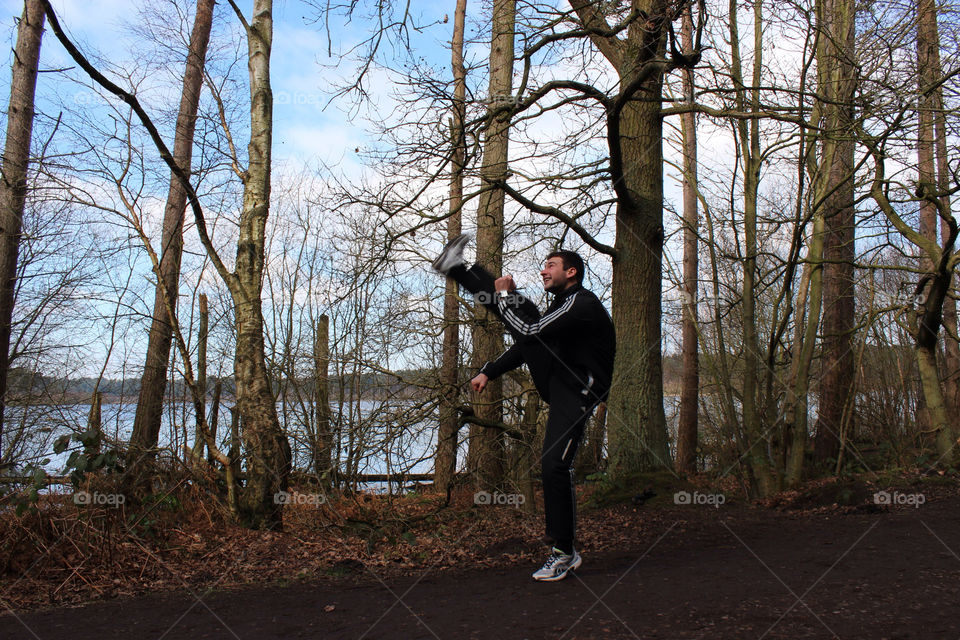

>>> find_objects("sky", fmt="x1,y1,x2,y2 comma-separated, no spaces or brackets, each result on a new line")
0,0,697,251
0,0,698,372
0,0,522,379
0,0,456,172
0,0,794,376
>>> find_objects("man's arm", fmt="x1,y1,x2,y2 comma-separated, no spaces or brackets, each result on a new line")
496,290,587,339
477,341,524,381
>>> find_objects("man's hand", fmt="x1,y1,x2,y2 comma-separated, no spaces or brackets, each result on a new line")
471,373,489,393
494,275,516,293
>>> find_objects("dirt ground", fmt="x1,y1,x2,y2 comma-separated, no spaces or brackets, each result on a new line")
2,481,959,639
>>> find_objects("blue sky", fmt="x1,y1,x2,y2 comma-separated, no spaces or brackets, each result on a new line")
0,0,712,373
0,0,457,172
0,0,494,379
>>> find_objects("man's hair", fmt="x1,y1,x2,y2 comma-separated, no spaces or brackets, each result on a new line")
546,250,585,283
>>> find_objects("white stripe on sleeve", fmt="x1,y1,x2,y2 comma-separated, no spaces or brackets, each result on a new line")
497,292,578,337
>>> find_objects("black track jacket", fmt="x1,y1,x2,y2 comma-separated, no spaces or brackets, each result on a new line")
478,283,616,405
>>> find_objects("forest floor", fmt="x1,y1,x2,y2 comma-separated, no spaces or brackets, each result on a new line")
1,471,959,639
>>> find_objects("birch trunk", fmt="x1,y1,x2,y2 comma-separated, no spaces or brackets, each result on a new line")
0,0,44,460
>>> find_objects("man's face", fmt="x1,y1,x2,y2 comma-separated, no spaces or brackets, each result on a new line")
540,257,577,293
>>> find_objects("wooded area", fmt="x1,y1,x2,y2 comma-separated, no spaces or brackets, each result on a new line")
1,0,959,513
0,0,959,628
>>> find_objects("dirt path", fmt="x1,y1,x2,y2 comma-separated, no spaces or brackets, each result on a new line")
3,493,959,639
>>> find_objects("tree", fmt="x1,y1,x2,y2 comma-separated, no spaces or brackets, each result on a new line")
428,0,704,479
907,0,959,464
41,0,290,526
813,0,857,467
916,0,960,433
926,0,960,422
564,0,696,476
435,0,468,494
312,313,332,482
128,0,216,480
0,0,44,460
467,0,515,489
856,0,960,465
225,0,291,526
675,2,699,475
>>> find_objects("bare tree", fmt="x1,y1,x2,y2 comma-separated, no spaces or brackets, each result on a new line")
435,0,468,494
128,0,216,481
916,0,960,432
526,0,704,476
0,0,44,460
224,0,290,526
40,0,290,525
675,1,699,475
467,0,515,489
813,0,857,467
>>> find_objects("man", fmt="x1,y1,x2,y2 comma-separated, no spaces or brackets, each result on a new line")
433,233,616,581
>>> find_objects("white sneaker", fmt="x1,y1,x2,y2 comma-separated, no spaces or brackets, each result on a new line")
431,233,471,274
532,548,582,582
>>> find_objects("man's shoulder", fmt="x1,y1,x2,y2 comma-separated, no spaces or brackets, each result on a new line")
558,285,608,313
574,287,614,324
571,286,605,306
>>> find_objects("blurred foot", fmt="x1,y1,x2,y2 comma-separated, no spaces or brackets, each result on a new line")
431,233,471,274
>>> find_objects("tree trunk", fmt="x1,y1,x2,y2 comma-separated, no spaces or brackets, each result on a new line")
313,313,332,484
786,213,824,485
129,0,215,473
915,274,956,461
435,0,468,495
569,0,673,476
932,29,960,417
0,0,44,460
516,385,539,514
914,0,958,462
468,0,514,489
228,405,242,503
578,402,607,477
814,0,857,466
207,379,221,466
234,0,290,528
675,4,699,475
607,196,670,474
728,0,776,494
191,293,209,460
916,0,938,260
919,0,960,416
85,391,102,457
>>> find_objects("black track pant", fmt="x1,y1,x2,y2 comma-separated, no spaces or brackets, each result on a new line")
448,263,598,548
541,372,598,547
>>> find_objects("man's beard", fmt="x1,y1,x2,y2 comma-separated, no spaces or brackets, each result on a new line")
544,279,566,294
